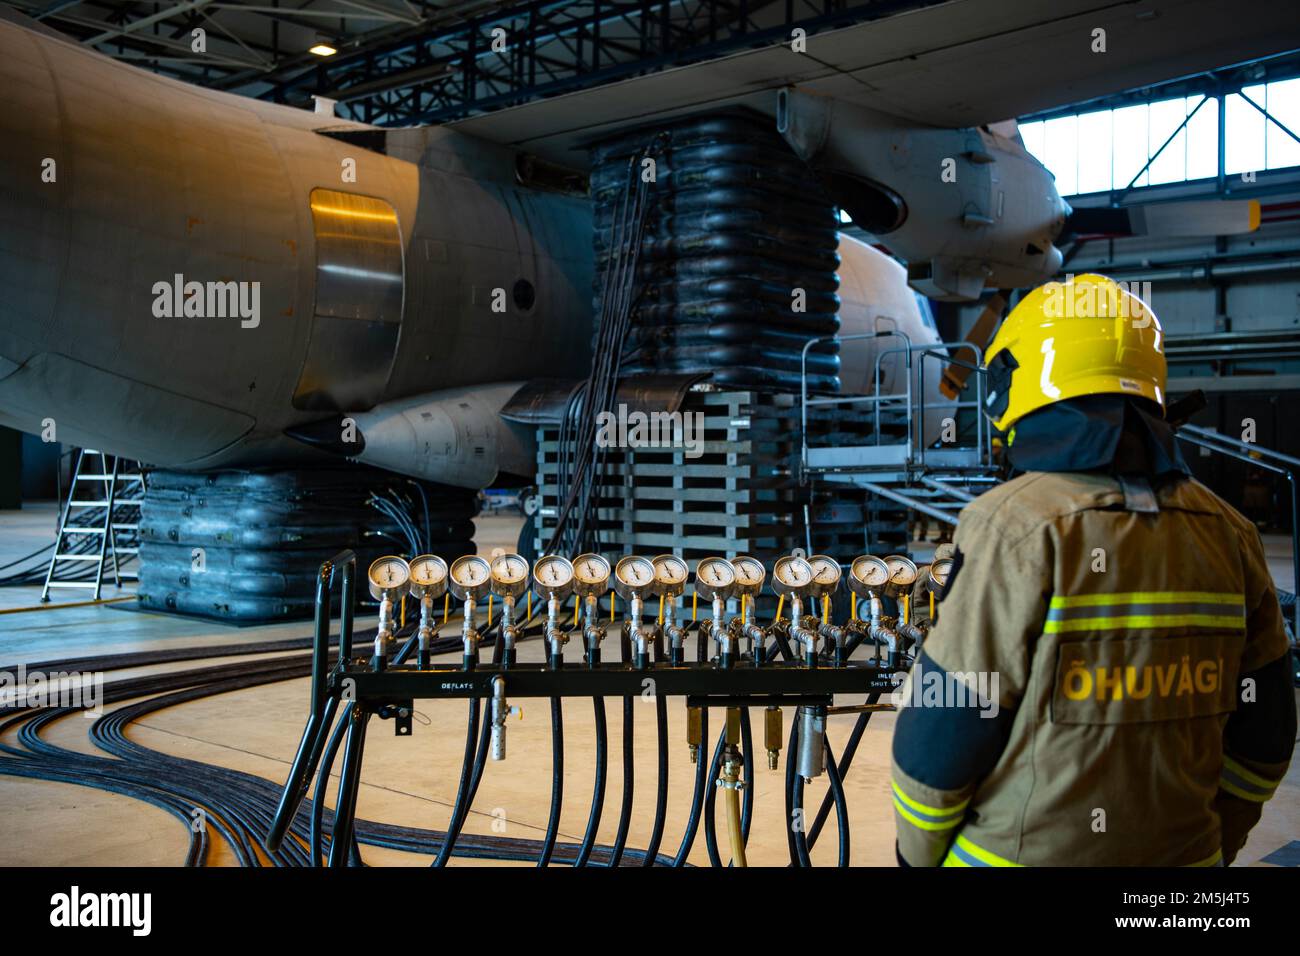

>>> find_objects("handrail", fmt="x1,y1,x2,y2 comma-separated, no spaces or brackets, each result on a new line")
1180,423,1300,470
799,333,989,472
1175,431,1299,634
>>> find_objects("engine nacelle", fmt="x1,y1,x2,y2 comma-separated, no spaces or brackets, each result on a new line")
777,88,1069,301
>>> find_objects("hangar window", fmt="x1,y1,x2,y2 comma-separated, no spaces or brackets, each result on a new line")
1018,74,1300,197
293,189,405,412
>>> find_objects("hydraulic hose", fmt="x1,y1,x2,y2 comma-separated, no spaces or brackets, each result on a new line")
607,696,635,867
537,696,564,867
573,696,608,867
739,707,754,842
824,736,850,868
807,692,880,851
785,715,806,867
0,629,689,868
702,726,727,867
432,699,481,867
641,692,669,866
671,704,708,867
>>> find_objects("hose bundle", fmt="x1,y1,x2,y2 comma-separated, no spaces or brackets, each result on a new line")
135,467,478,623
591,111,843,394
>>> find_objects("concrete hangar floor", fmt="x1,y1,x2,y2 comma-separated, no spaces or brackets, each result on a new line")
1,503,1296,868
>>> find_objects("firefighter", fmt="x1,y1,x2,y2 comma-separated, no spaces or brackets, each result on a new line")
891,274,1296,867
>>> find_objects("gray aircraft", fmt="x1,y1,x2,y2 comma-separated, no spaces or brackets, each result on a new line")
0,2,1286,489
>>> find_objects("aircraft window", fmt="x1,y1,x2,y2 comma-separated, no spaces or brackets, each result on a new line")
293,189,405,412
513,278,536,311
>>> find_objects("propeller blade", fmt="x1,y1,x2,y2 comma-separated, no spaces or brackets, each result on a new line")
1065,200,1261,239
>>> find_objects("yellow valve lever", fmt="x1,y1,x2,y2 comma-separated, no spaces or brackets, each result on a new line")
400,595,406,629
851,592,857,621
573,594,580,626
775,594,784,622
442,593,450,625
929,591,935,621
610,592,615,622
487,594,494,628
658,594,665,626
692,591,698,621
822,594,829,626
527,591,532,621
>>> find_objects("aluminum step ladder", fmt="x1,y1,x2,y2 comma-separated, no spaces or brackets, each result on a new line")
40,450,146,602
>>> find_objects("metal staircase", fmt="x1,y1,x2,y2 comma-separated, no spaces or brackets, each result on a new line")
799,331,1003,530
41,450,146,602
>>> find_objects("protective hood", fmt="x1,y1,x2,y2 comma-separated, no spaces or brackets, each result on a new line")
1006,394,1190,479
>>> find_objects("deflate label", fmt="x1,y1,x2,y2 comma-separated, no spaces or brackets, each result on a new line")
1050,634,1243,725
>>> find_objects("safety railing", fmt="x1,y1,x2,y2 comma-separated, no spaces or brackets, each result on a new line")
1175,425,1299,634
799,331,992,474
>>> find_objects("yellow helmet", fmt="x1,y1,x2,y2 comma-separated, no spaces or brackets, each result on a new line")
981,273,1166,433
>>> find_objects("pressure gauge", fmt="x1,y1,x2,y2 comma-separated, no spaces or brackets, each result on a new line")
572,553,612,598
771,555,814,597
693,557,736,601
448,554,492,602
849,555,890,596
731,555,766,597
368,556,410,601
532,555,574,600
933,543,956,562
806,554,842,597
407,554,448,600
652,554,689,598
490,552,530,599
883,554,919,590
614,555,657,599
929,557,954,591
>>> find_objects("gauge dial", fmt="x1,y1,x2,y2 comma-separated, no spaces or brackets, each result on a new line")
652,554,689,597
572,553,612,598
849,555,890,595
807,554,842,596
490,552,530,598
883,554,918,589
407,554,448,599
533,555,574,597
692,557,736,601
771,555,814,596
368,556,410,601
449,554,492,600
929,557,954,590
613,555,656,598
731,555,766,595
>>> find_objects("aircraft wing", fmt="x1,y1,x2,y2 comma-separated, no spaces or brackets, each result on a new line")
452,0,1300,166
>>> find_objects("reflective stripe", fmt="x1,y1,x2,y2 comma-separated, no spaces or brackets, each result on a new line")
1045,613,1245,633
1044,591,1244,634
1219,755,1281,803
1048,602,1243,622
891,781,968,832
941,832,1222,867
940,834,1022,867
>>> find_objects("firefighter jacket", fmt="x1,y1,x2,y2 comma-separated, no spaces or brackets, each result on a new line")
891,470,1296,866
